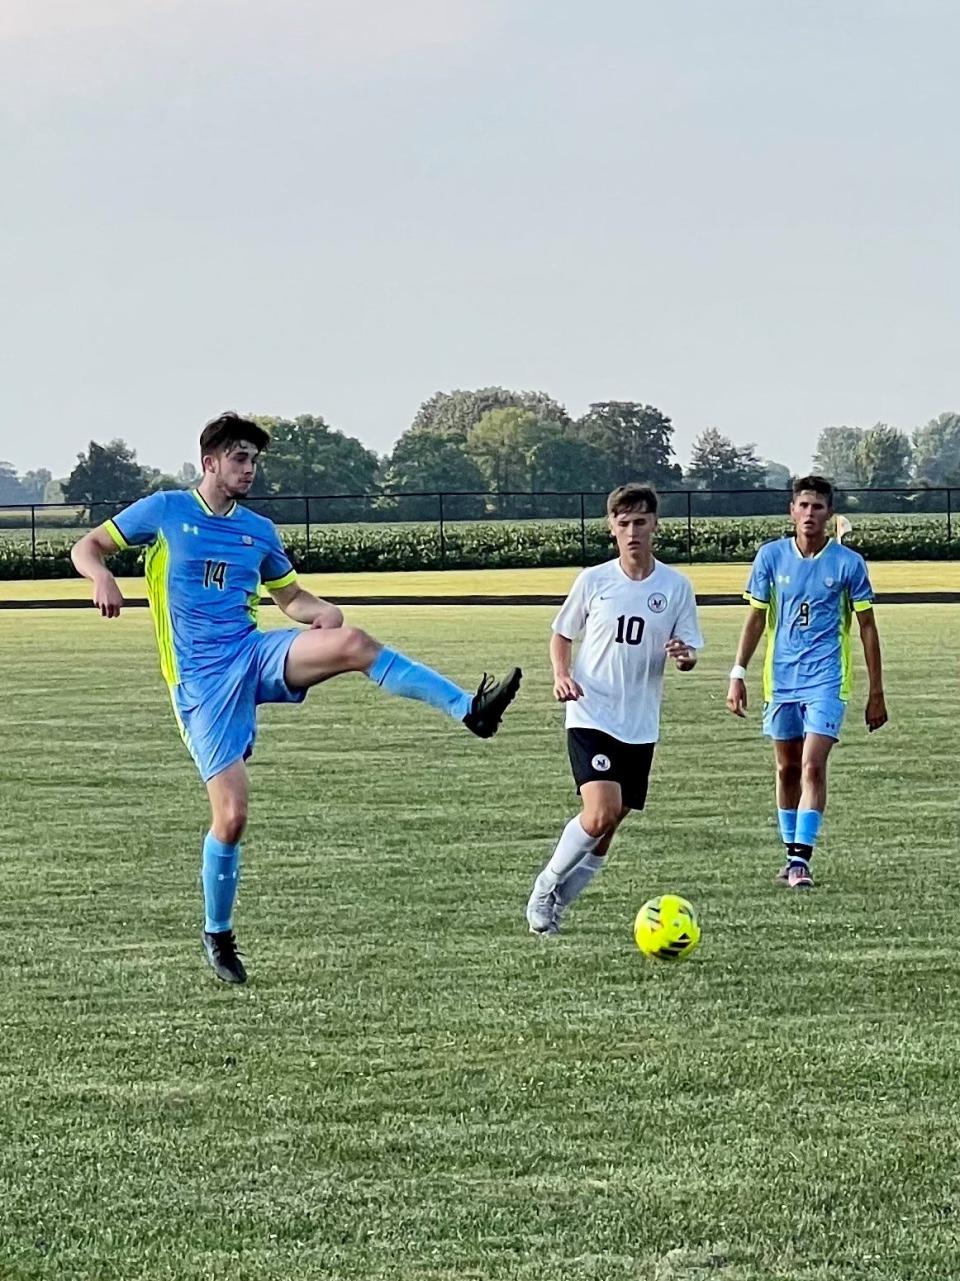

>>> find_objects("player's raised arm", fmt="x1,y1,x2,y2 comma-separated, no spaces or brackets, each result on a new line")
260,521,343,628
269,580,344,630
72,491,165,619
856,608,888,732
71,526,127,618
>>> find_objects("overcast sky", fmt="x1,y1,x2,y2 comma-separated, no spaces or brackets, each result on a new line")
2,0,958,481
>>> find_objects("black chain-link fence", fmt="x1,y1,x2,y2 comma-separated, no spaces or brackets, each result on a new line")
0,486,956,577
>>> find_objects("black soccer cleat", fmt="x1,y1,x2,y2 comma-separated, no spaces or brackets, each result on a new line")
201,929,248,984
463,667,522,738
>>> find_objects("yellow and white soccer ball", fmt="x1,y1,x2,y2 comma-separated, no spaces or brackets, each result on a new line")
634,894,701,960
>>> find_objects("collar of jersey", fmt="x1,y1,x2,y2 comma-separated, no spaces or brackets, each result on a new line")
614,555,659,583
790,536,830,561
190,489,237,518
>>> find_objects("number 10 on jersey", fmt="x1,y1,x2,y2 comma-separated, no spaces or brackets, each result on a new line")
615,615,645,645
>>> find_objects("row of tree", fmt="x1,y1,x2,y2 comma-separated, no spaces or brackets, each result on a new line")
5,390,960,517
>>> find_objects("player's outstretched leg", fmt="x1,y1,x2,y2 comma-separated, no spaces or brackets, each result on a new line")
200,762,249,984
284,627,522,738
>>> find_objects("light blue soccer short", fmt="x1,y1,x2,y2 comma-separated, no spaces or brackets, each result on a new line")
171,629,306,782
762,696,847,742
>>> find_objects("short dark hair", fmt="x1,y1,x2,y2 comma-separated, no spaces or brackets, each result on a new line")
792,474,834,506
607,483,659,516
199,411,270,458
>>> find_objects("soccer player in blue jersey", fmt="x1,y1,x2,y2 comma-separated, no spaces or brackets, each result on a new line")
726,475,888,888
71,412,522,983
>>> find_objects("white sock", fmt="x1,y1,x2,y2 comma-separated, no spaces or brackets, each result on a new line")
536,816,600,893
555,852,606,908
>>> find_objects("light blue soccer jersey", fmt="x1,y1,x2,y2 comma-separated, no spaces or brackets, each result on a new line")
104,489,297,685
744,537,875,702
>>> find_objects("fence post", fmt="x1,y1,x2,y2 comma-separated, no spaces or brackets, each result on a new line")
686,491,693,564
305,496,311,556
438,492,446,569
948,487,953,542
579,493,587,566
31,504,37,579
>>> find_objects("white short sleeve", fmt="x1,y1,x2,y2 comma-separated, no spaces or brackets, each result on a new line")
671,579,705,651
552,571,590,640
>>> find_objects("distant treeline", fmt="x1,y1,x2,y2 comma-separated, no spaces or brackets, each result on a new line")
3,389,959,516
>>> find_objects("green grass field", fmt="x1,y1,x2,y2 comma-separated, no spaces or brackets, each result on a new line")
1,604,957,1280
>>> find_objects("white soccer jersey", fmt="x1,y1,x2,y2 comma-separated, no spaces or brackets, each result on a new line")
552,558,704,744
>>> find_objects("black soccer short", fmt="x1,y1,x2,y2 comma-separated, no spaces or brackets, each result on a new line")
567,728,656,811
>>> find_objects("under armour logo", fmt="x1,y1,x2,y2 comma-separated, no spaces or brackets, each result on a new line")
182,522,199,535
777,574,791,585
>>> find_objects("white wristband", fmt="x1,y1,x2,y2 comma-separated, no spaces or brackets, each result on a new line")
729,664,748,681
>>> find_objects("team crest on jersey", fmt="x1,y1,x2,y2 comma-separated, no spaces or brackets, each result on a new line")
647,593,667,613
825,576,835,588
591,754,611,772
242,534,254,545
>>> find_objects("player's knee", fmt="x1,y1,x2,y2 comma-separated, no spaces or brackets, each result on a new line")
338,626,379,671
801,759,826,787
777,760,802,787
215,797,248,845
581,806,620,837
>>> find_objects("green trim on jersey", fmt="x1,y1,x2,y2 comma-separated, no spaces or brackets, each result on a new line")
247,588,260,627
263,568,298,592
762,582,778,704
190,489,237,518
145,532,180,686
102,519,130,551
838,590,853,701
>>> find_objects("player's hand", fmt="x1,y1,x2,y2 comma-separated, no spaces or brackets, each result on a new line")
92,572,124,619
726,679,748,718
310,605,344,629
665,639,696,670
553,674,584,702
865,691,888,733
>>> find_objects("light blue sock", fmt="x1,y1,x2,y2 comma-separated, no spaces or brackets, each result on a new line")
777,808,798,845
367,647,472,722
202,833,241,933
794,809,823,856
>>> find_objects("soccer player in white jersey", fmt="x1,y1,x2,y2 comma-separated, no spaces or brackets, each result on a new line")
525,483,704,935
726,475,888,889
71,412,522,984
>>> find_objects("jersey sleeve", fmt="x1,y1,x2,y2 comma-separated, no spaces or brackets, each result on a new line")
261,524,298,592
103,492,166,549
672,578,705,650
845,552,875,612
552,572,590,640
744,545,772,608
